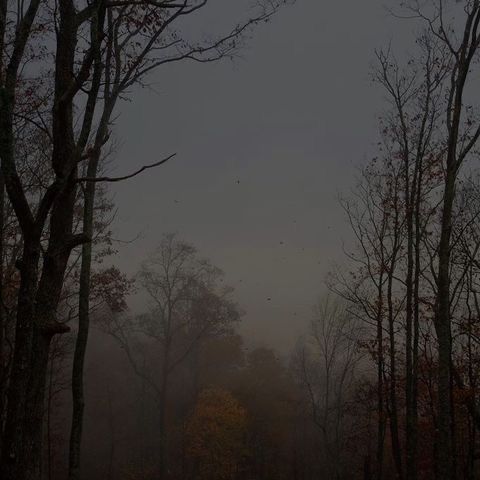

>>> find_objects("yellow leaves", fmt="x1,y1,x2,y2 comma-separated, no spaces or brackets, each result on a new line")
186,388,249,480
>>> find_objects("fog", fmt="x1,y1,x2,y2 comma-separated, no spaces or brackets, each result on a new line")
110,0,411,351
2,1,480,480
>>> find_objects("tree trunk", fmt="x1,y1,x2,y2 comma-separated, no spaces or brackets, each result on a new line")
434,165,456,480
0,171,6,454
106,384,115,480
0,240,41,480
376,279,385,480
159,340,171,480
405,153,417,480
20,176,78,479
387,264,403,479
68,150,99,480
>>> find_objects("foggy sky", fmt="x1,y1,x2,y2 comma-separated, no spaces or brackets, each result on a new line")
108,1,418,352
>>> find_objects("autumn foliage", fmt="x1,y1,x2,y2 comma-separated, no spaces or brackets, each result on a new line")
186,388,249,480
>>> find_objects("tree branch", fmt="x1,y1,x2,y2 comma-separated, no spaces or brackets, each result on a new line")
76,153,176,183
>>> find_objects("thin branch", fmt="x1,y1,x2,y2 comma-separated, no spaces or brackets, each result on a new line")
77,153,176,183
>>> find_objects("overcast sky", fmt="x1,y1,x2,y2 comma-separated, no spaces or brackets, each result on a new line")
108,0,419,352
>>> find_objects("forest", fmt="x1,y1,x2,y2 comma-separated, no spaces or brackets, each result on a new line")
2,1,480,480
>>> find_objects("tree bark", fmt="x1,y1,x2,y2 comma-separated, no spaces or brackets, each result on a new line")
435,167,456,480
68,164,96,480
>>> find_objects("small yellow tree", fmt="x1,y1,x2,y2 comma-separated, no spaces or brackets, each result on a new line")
186,388,249,480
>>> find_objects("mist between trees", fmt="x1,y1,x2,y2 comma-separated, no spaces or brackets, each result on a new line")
2,1,480,480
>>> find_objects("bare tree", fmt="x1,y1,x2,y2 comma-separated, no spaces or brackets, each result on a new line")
295,295,361,480
102,233,241,479
372,33,447,479
395,3,480,477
